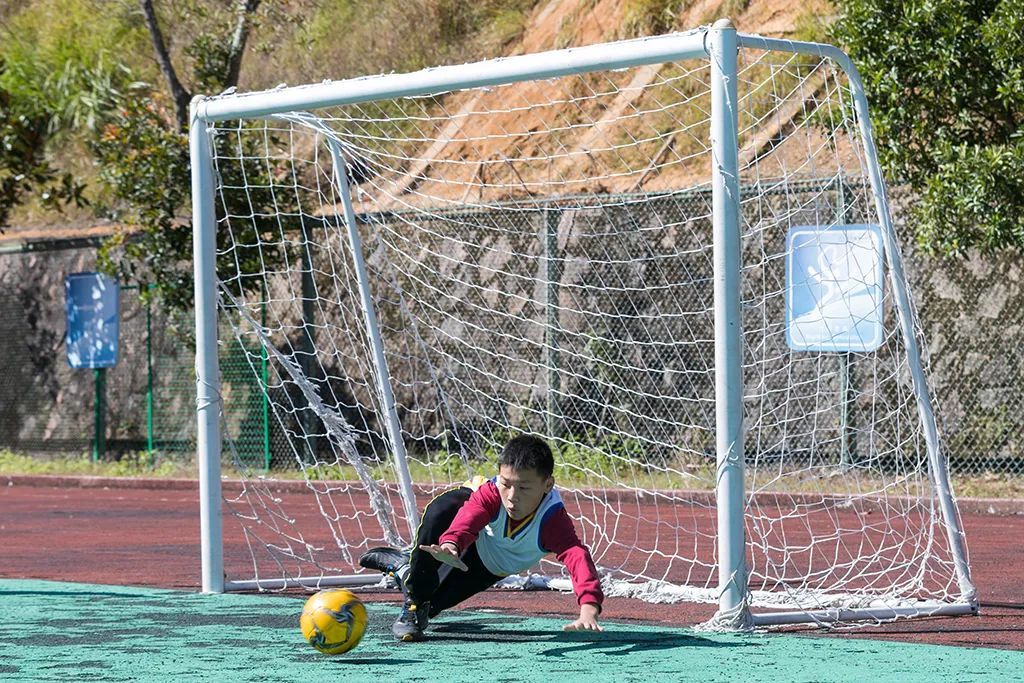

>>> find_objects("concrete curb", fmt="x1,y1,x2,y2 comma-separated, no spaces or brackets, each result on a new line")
2,474,295,494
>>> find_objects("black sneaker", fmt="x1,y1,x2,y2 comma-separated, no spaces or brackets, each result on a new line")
358,546,408,573
358,546,410,593
392,599,430,642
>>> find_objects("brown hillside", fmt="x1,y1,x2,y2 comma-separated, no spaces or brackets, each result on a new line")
315,0,850,213
1,0,836,243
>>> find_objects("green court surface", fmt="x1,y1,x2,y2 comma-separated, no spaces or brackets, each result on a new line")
0,580,1020,682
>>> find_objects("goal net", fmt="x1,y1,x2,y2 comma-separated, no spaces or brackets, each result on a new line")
190,25,976,628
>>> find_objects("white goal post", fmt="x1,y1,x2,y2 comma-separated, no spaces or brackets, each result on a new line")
188,20,977,629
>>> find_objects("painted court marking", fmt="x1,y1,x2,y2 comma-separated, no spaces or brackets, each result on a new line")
0,580,1020,682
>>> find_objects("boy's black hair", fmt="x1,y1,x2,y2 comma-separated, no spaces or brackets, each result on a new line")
499,434,554,479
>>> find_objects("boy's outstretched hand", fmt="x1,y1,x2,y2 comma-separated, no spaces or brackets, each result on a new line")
419,542,469,571
563,603,603,632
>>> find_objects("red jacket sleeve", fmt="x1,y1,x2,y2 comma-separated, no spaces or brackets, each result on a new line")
438,482,501,552
540,507,604,611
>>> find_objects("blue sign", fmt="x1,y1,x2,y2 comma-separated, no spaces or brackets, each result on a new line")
786,225,885,353
65,272,120,369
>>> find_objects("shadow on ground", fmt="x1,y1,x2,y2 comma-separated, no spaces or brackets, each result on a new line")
427,617,752,657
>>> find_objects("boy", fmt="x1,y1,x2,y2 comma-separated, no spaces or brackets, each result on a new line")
359,434,604,641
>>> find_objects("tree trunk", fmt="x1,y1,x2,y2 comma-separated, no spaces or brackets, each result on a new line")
224,0,262,90
140,0,191,131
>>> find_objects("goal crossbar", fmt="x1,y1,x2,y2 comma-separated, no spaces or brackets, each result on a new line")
197,32,707,122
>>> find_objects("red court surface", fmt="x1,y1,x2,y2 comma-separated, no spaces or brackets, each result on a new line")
2,476,1021,650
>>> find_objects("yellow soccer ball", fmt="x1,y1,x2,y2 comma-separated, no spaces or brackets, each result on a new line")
300,589,368,655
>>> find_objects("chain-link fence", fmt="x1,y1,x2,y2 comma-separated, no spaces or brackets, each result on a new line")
0,241,288,468
0,185,1021,477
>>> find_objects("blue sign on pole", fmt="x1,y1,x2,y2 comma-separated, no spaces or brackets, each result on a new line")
785,224,885,353
65,272,120,369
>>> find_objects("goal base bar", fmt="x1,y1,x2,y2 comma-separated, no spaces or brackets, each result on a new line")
224,574,389,592
751,602,978,627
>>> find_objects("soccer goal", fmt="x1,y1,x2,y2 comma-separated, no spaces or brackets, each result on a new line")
188,20,977,629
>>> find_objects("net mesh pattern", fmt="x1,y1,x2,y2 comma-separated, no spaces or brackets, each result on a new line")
202,36,968,622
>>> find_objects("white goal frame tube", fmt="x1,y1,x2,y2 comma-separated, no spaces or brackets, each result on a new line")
188,27,978,614
737,33,977,609
189,99,225,594
196,32,707,123
752,602,977,627
708,21,750,624
225,573,387,592
326,139,420,537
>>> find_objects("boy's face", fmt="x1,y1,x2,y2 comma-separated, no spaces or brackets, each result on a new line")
497,465,554,521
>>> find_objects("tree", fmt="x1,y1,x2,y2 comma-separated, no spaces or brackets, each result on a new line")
0,0,149,231
139,0,261,130
832,0,1024,256
0,58,87,229
95,0,288,314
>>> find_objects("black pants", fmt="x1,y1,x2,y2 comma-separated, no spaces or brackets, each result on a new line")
406,487,502,617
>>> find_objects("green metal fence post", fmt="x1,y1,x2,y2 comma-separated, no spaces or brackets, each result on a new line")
836,177,858,468
300,222,318,464
543,207,562,439
93,368,107,461
146,284,155,465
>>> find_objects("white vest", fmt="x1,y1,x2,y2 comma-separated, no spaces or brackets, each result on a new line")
475,482,564,577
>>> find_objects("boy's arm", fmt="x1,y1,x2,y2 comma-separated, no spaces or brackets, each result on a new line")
540,507,604,630
436,481,502,553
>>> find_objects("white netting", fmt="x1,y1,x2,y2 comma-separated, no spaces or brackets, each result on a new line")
201,33,972,625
